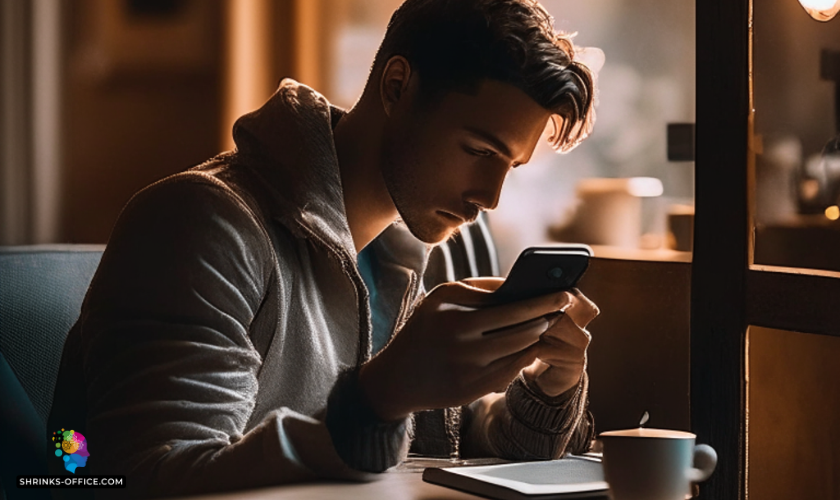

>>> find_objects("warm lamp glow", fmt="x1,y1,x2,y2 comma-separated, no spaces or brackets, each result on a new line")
825,205,840,220
802,0,836,8
797,0,840,21
627,177,665,198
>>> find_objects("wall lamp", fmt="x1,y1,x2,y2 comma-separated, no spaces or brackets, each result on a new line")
797,0,839,21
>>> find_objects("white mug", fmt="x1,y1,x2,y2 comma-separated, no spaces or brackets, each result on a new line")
600,428,717,500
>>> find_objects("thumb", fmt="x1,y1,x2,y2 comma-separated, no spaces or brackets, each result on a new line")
461,276,505,292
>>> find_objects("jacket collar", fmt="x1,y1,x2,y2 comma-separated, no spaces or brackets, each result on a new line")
229,79,432,363
231,79,357,259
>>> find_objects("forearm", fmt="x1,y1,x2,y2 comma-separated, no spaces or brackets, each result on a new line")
461,371,594,460
326,366,413,473
86,407,377,500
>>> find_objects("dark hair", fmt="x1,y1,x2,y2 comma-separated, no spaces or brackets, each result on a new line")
372,0,596,153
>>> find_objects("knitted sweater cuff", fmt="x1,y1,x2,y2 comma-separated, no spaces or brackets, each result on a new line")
325,366,410,472
505,372,586,435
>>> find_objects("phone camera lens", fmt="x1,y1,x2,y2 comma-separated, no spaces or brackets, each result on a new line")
547,267,564,280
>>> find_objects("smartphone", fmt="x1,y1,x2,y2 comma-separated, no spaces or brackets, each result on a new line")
490,244,592,304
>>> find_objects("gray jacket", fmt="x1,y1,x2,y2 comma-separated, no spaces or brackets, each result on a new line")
48,80,593,499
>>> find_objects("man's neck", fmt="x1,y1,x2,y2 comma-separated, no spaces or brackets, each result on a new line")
333,101,399,254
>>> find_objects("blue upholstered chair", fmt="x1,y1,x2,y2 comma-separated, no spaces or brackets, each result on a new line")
0,246,104,500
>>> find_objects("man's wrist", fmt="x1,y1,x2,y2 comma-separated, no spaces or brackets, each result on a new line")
505,371,585,434
325,366,411,472
522,360,582,398
523,369,580,404
358,358,412,422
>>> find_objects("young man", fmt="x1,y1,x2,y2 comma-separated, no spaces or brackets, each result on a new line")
48,0,599,497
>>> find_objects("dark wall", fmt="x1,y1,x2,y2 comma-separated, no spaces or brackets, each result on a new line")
581,257,691,433
61,0,224,243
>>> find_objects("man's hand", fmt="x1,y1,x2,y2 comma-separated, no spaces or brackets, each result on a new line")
524,288,600,397
358,278,573,421
451,279,600,398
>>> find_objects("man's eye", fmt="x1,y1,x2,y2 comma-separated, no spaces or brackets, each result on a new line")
465,147,495,157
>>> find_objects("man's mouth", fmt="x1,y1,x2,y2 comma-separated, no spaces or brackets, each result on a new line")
438,211,466,224
438,209,479,225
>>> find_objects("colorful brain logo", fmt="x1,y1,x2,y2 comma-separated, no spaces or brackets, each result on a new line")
52,428,89,474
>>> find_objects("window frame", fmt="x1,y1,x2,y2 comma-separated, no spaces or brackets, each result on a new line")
692,1,840,498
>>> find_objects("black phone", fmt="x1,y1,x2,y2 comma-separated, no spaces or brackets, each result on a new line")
490,244,592,304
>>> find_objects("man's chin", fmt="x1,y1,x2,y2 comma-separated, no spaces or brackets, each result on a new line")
402,217,458,245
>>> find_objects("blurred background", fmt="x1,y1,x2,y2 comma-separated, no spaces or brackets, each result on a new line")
0,0,696,273
752,0,840,273
0,0,837,272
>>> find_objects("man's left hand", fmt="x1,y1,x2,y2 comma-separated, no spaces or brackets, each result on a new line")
525,288,598,396
463,279,599,398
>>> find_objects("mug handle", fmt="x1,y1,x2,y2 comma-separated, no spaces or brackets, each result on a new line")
687,444,718,483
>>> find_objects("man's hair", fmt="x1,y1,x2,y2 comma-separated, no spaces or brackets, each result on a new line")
372,0,596,153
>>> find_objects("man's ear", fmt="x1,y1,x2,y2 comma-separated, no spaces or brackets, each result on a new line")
379,55,412,117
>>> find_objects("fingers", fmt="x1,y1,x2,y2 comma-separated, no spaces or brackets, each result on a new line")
427,280,498,308
536,340,586,367
564,288,600,328
469,316,548,365
427,282,599,347
461,277,505,292
478,343,541,394
531,330,589,397
541,313,592,350
474,290,574,331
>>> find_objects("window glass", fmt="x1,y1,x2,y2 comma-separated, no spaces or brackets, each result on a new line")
752,0,840,272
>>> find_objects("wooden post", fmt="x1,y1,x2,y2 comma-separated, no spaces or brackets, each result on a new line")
692,0,751,498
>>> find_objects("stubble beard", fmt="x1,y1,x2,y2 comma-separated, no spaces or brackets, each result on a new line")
381,144,454,245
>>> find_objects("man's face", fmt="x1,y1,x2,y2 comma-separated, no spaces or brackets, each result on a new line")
381,78,552,244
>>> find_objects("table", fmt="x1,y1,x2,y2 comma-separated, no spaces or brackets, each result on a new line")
183,466,479,500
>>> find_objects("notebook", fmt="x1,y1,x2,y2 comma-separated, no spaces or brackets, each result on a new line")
422,455,609,500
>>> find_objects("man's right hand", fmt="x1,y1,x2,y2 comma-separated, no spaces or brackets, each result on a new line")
358,279,573,422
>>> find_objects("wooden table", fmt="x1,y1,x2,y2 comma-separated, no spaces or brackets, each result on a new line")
179,455,614,500
183,467,478,500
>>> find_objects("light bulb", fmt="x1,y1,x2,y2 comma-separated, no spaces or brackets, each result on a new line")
798,0,840,21
628,177,664,198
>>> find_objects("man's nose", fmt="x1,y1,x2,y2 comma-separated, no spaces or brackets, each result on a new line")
464,171,506,212
468,190,501,212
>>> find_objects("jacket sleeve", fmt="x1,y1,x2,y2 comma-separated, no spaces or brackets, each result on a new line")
461,371,595,460
76,176,383,499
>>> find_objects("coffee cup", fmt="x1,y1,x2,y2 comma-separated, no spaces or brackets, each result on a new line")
600,428,717,500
